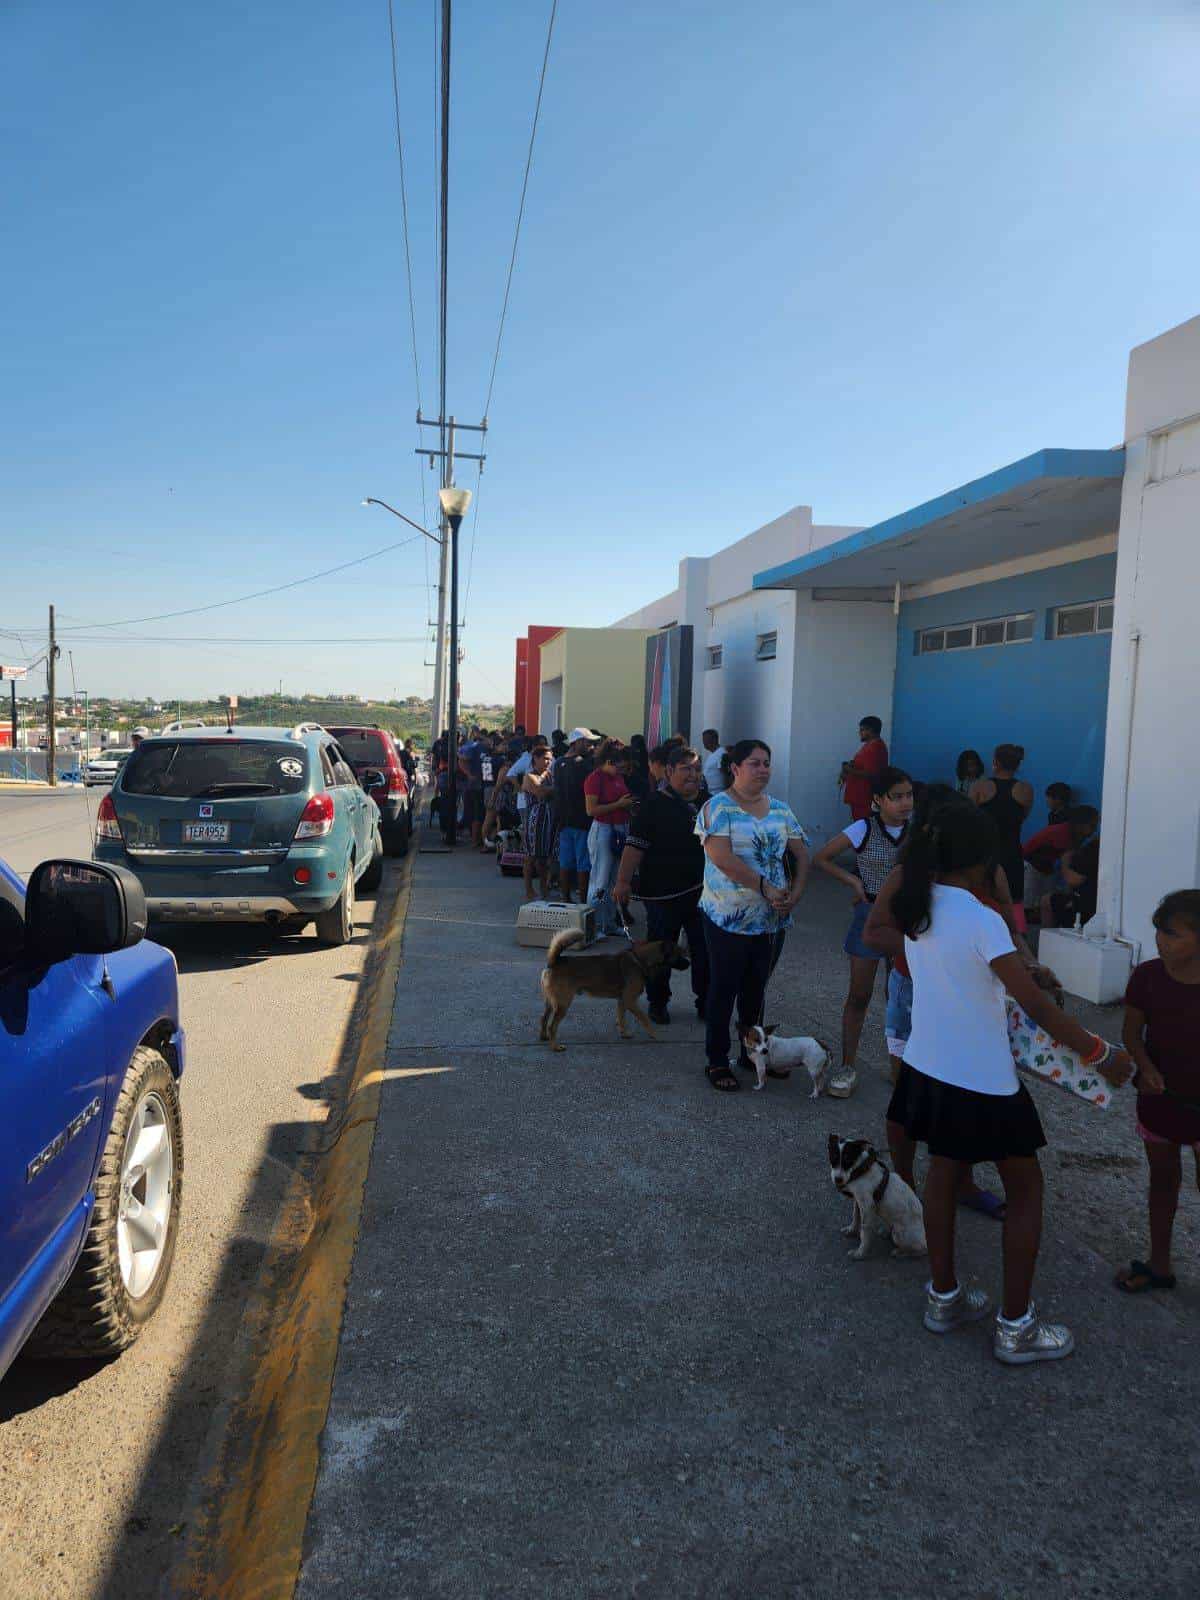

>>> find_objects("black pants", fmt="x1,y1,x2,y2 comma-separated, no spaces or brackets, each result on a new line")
702,915,786,1068
644,896,709,1012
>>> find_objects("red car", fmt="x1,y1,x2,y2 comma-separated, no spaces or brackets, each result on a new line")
325,726,413,856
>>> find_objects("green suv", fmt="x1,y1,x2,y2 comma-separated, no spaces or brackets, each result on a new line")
92,724,383,945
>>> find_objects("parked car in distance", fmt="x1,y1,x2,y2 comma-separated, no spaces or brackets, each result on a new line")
93,724,383,945
83,749,134,787
325,725,412,857
0,853,186,1382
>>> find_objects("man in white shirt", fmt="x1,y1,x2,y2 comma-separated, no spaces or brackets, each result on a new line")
700,729,727,795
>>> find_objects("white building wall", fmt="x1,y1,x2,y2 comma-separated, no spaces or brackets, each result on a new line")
612,506,866,813
788,594,899,843
699,587,798,802
1096,313,1200,960
539,675,562,736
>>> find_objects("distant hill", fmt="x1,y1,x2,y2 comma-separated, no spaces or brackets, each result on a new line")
18,694,513,749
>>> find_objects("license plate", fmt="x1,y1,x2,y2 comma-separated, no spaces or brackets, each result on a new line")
182,821,230,844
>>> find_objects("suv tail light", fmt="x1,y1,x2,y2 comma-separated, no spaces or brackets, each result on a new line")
95,793,123,843
387,757,407,794
293,792,335,840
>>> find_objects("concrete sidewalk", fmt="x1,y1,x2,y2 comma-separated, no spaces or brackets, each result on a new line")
298,850,1197,1599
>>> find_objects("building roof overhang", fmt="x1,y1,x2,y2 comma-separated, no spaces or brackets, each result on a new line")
752,448,1124,592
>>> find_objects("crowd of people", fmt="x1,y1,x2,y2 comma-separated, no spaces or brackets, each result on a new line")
426,714,1198,1363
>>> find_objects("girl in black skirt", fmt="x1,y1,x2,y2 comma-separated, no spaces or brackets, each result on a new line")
888,805,1131,1364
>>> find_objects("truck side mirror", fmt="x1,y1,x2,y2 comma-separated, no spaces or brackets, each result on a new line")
23,860,148,966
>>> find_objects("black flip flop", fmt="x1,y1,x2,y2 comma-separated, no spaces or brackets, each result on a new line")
705,1063,740,1092
1114,1259,1177,1294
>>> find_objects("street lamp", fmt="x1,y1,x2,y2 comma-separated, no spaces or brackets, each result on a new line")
438,484,472,846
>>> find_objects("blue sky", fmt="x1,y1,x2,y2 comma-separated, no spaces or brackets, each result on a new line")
3,0,1199,710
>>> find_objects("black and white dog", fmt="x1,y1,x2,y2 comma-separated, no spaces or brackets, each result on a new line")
741,1024,829,1096
828,1135,926,1261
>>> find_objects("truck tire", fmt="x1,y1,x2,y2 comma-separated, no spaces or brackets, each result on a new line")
359,832,384,891
315,867,354,945
30,1046,183,1359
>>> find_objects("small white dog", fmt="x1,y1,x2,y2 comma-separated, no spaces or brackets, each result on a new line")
828,1135,927,1261
741,1024,829,1096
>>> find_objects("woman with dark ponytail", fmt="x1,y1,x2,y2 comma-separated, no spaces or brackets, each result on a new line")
878,802,1131,1365
866,784,1059,1221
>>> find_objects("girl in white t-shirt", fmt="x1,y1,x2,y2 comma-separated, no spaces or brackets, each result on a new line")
887,803,1131,1365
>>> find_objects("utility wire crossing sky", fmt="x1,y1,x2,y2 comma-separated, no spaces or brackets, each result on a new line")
3,1,1199,706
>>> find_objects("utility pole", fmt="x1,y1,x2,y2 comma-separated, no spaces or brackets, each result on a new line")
429,486,450,747
418,412,485,843
437,435,472,849
419,0,487,777
445,417,459,843
46,604,57,787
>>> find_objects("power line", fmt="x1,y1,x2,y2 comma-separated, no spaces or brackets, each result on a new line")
387,0,424,414
438,0,450,457
431,0,441,389
482,0,558,421
383,3,437,684
26,530,428,633
458,2,558,626
49,634,431,646
461,459,484,621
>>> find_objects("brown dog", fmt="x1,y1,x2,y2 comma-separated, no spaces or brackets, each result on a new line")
538,928,689,1051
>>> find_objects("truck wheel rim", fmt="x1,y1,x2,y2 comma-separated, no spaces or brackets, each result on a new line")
117,1090,174,1299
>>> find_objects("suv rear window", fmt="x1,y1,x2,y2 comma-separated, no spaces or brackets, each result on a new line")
327,730,391,769
121,740,309,799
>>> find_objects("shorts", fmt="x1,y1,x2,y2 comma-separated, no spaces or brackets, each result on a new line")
843,897,879,959
885,969,913,1058
558,825,591,873
461,787,484,826
887,1061,1046,1165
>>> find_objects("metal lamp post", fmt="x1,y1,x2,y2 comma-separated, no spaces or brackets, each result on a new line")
437,483,472,846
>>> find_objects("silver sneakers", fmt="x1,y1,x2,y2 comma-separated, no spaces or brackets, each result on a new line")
827,1063,858,1098
993,1304,1075,1365
923,1283,993,1334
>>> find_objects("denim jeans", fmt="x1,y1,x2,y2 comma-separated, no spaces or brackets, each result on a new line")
586,821,625,933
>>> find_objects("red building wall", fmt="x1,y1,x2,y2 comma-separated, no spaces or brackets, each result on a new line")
514,625,562,733
514,638,529,730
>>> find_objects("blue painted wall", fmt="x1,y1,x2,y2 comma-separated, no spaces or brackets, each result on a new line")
892,554,1116,832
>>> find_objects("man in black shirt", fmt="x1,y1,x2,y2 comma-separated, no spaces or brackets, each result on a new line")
613,744,708,1024
552,728,596,903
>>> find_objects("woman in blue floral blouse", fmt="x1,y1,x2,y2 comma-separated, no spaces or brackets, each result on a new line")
696,739,810,1090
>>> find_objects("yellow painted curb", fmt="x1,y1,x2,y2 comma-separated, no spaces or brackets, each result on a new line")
168,855,416,1600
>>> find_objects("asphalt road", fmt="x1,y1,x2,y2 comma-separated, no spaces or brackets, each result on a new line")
0,787,389,1599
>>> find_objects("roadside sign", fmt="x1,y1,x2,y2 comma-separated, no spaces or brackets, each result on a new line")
0,665,29,679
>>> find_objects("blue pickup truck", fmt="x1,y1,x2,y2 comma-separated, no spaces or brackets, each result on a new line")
0,852,185,1382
